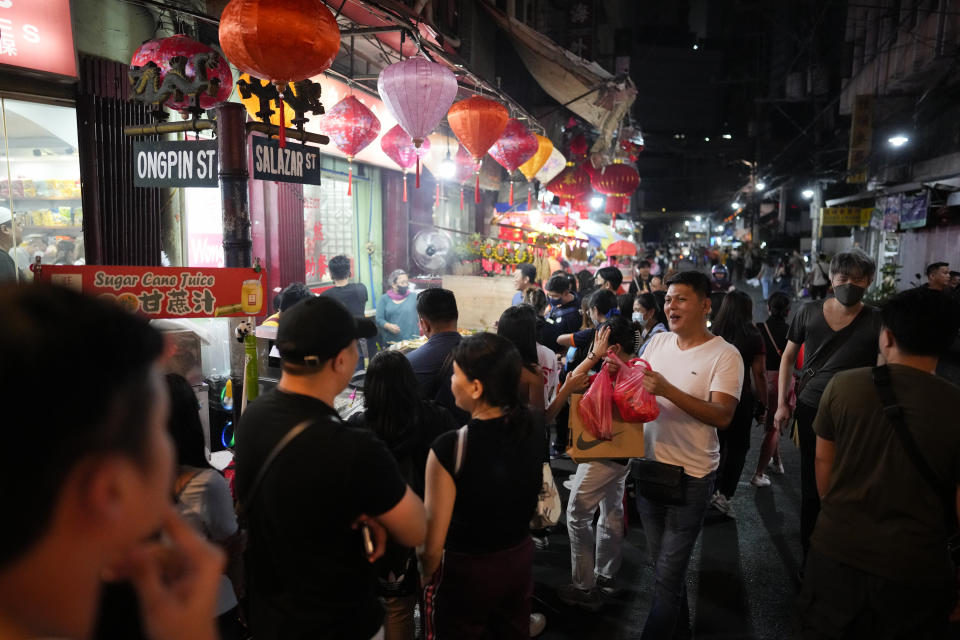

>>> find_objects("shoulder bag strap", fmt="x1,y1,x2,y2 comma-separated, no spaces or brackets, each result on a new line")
802,306,871,374
173,469,204,501
761,321,783,358
871,365,954,524
236,419,314,523
453,425,468,477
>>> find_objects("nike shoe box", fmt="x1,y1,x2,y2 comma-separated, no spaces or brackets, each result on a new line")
567,394,645,463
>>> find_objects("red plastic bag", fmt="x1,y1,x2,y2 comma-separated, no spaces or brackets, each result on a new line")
609,353,660,423
577,363,616,440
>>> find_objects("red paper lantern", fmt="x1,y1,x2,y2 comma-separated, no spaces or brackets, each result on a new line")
219,0,341,146
380,124,430,202
591,161,640,220
323,96,381,196
131,35,234,112
488,119,538,206
447,96,509,202
546,162,591,206
569,133,589,159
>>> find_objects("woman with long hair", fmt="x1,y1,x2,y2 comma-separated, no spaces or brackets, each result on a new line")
750,292,792,486
165,373,245,640
709,291,767,516
497,305,546,413
420,334,543,639
349,351,455,640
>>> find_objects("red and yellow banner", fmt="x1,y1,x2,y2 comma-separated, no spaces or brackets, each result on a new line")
36,265,267,319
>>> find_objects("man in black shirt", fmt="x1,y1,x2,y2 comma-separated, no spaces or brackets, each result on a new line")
235,296,426,640
540,273,582,354
322,255,369,316
0,207,23,283
321,255,370,369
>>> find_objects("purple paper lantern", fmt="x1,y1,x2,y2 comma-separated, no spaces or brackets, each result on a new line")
377,56,458,149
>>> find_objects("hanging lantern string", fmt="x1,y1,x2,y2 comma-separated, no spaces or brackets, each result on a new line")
416,155,421,189
474,161,481,204
275,84,286,148
403,172,408,202
347,159,353,196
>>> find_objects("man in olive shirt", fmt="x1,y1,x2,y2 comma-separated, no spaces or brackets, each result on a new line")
800,288,960,638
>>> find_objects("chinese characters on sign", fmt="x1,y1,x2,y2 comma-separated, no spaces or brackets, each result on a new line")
36,265,268,319
820,206,873,227
0,0,76,78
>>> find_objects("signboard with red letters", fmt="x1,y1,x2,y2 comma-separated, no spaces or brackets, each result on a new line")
0,0,77,78
36,265,268,319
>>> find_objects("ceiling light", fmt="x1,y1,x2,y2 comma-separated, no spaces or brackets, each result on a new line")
704,137,710,142
590,195,604,209
438,153,456,180
730,202,740,210
695,215,701,221
722,134,732,140
693,44,699,50
674,232,681,238
755,181,766,191
802,188,815,199
888,134,909,147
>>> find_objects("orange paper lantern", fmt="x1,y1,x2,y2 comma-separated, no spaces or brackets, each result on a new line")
518,134,554,182
219,0,341,146
447,96,509,202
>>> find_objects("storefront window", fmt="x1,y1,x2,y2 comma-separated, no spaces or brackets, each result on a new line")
0,98,83,276
184,186,224,268
303,176,354,286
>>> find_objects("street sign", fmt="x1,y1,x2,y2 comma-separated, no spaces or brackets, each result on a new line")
36,265,267,319
252,137,322,185
134,140,219,188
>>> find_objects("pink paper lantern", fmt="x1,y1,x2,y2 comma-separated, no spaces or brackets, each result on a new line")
380,124,430,202
378,55,459,187
488,118,538,206
322,96,381,196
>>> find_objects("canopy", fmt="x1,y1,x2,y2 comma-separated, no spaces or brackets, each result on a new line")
605,240,636,257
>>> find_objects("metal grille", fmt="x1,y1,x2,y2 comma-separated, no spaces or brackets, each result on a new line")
303,176,355,285
76,55,161,266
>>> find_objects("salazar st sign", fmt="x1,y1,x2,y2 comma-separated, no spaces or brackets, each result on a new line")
252,137,322,185
134,140,219,188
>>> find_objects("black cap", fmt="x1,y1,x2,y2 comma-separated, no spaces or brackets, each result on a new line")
277,296,378,366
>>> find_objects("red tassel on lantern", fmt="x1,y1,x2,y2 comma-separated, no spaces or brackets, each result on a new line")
435,182,440,207
509,182,514,206
403,174,408,202
460,189,464,210
527,189,532,211
347,164,353,196
474,171,480,204
416,156,420,189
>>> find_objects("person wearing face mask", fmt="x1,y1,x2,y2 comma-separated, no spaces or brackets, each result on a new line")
635,292,668,356
773,248,882,563
376,269,420,347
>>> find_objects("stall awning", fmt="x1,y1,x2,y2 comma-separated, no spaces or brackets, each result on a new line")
479,2,635,155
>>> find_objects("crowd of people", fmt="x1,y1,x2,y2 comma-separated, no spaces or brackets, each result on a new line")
2,244,960,640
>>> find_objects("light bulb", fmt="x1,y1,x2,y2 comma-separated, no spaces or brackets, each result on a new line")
755,181,766,191
590,195,604,209
438,154,456,180
802,188,815,199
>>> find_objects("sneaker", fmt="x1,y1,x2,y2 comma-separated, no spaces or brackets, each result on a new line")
529,613,546,637
562,478,574,491
532,535,550,551
557,584,602,612
769,460,785,475
750,473,771,487
710,492,735,517
596,575,623,597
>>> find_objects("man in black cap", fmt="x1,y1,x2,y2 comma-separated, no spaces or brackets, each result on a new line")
235,296,426,640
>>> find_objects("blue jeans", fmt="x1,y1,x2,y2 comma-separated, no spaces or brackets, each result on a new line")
636,472,715,640
760,277,772,300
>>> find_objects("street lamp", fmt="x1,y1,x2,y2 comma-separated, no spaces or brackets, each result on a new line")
695,215,701,221
755,181,766,191
730,202,740,210
802,188,815,199
888,134,909,148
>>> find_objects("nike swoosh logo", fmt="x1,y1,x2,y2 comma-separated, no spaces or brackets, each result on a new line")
576,431,624,450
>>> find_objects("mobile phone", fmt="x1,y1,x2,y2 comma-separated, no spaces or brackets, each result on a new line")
360,523,375,557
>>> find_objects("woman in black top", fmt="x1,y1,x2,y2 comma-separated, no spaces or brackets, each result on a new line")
751,292,792,486
350,351,455,640
710,291,767,516
420,333,543,639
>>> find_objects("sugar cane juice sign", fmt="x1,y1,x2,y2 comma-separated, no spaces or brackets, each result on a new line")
252,137,322,185
36,265,267,319
134,140,219,188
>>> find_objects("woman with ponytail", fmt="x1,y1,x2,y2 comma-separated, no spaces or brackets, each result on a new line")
419,333,544,639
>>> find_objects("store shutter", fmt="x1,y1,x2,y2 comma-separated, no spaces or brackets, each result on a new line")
76,55,162,266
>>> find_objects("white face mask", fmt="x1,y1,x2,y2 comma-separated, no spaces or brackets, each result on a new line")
632,311,643,323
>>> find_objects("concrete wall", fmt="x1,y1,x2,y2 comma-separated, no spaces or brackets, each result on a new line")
72,0,159,63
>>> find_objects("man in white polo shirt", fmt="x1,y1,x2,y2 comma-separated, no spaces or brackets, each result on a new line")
628,270,743,639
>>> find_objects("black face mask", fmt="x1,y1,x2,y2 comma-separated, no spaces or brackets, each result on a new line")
833,283,865,306
396,285,409,296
